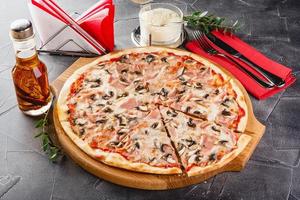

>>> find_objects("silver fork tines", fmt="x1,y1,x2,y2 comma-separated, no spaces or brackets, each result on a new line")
192,30,275,89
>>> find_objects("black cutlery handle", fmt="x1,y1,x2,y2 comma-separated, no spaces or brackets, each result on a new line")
236,55,286,88
217,53,275,89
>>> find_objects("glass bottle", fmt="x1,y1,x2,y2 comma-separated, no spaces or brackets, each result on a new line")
10,19,52,116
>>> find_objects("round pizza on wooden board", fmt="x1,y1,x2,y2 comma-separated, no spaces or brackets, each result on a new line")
56,46,252,176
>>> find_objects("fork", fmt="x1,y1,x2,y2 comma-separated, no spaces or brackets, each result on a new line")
192,30,275,89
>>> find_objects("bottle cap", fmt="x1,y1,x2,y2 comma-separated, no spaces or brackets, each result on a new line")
10,19,34,40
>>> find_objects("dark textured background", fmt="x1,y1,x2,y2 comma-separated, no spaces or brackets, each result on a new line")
0,0,299,199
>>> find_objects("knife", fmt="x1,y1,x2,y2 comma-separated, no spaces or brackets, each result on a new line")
207,34,286,88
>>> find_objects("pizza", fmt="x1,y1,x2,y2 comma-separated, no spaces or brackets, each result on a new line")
57,47,251,176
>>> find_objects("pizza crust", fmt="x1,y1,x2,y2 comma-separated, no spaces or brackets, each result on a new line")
228,79,248,132
187,134,251,176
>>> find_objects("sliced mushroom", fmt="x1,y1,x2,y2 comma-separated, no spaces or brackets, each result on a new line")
161,57,168,63
166,109,178,117
185,138,196,147
177,67,186,77
209,153,216,161
194,155,202,163
149,157,156,163
96,63,105,68
96,103,105,107
221,98,231,108
90,94,96,100
136,105,148,112
121,69,128,74
219,140,228,144
75,118,87,126
145,54,155,63
184,59,195,64
135,84,149,94
117,128,129,135
89,79,102,88
185,106,191,113
119,76,130,85
128,117,138,124
134,142,140,149
160,144,169,153
79,129,85,136
193,110,202,115
102,94,112,100
160,88,168,97
96,118,107,124
115,114,126,126
151,122,159,129
117,92,129,99
187,118,196,128
134,70,142,75
103,107,113,113
177,143,186,156
188,154,197,164
133,79,141,85
179,76,187,85
211,126,221,132
109,141,120,147
105,69,112,74
116,142,125,148
163,154,176,164
193,82,202,89
221,109,231,116
119,55,129,63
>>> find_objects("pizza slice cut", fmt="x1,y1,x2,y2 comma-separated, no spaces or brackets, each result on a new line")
84,107,182,174
159,106,250,176
169,79,248,132
151,77,248,132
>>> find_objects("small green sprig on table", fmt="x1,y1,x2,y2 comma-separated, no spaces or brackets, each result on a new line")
35,110,61,162
183,11,239,34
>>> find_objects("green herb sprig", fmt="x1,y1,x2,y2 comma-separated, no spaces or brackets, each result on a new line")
35,110,61,162
183,11,239,34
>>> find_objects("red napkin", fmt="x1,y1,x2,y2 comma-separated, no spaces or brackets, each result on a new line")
185,30,296,100
78,0,115,52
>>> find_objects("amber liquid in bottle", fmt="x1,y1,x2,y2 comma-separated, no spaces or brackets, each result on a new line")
11,39,52,116
12,53,51,112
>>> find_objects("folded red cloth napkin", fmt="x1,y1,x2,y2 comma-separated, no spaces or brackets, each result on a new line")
78,0,115,52
185,30,296,100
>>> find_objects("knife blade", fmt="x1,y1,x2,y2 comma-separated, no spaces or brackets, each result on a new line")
207,34,285,87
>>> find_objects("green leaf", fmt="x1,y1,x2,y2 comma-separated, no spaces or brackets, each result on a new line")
34,132,44,138
183,11,239,33
50,152,58,160
199,11,208,18
35,119,45,128
233,20,239,27
34,110,62,162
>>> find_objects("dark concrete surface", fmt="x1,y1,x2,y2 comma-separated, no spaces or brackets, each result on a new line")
0,0,299,199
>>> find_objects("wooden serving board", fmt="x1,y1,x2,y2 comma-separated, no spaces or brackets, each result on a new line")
51,57,265,190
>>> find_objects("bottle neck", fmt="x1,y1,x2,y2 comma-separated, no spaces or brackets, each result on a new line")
12,37,39,66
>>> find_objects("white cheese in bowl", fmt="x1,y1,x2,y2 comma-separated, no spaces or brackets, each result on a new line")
139,6,183,45
140,8,181,26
